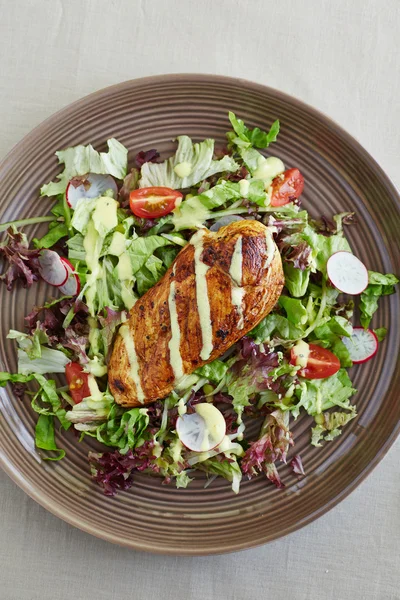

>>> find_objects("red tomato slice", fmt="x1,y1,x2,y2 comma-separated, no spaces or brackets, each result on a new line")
290,343,340,379
270,168,304,207
65,362,91,404
129,187,183,218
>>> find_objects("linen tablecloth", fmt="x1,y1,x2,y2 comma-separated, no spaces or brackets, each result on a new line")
1,1,399,599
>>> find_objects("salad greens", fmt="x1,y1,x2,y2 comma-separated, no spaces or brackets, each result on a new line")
40,138,128,197
0,112,398,497
138,136,239,189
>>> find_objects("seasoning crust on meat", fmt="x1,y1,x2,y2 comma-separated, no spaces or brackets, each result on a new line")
109,220,284,407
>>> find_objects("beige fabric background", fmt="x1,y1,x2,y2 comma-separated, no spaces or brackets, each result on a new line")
0,1,399,599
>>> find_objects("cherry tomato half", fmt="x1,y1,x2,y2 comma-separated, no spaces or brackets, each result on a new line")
65,362,91,404
129,187,183,219
270,168,304,207
290,343,340,379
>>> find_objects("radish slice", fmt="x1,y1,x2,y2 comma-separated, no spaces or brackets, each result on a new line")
66,173,118,209
176,403,226,452
342,327,378,363
38,250,68,286
327,251,368,295
58,258,81,296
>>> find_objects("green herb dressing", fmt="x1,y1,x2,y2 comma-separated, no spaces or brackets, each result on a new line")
119,324,145,404
168,266,184,381
229,236,245,329
191,229,213,361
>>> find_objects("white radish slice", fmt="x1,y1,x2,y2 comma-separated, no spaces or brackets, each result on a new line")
66,173,118,209
342,327,378,363
58,258,81,296
327,251,368,295
176,403,226,452
38,249,68,286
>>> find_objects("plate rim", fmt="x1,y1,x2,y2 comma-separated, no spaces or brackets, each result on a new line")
0,73,399,555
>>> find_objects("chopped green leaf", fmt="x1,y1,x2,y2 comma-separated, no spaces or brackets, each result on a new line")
41,138,128,197
33,222,68,249
373,327,387,342
302,225,352,273
195,360,228,383
35,414,66,460
294,369,356,419
311,410,356,446
279,296,308,325
139,136,238,189
283,263,310,298
249,313,304,343
360,271,398,328
228,112,280,149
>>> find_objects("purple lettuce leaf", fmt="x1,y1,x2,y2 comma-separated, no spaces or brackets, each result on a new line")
231,338,292,395
285,241,312,270
63,327,90,364
118,167,140,207
25,297,89,362
0,227,41,291
88,440,160,496
312,212,356,236
98,307,127,356
241,409,293,488
135,149,160,168
290,454,305,477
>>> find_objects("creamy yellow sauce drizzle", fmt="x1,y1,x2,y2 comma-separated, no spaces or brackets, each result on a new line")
293,340,310,368
191,229,213,361
168,266,184,381
229,236,245,329
119,324,145,404
264,229,276,270
195,403,226,451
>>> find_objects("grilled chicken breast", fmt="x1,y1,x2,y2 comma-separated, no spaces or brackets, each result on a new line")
109,220,284,407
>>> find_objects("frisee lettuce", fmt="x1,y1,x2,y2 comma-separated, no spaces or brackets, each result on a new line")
139,136,239,189
41,138,128,197
359,271,399,328
228,112,280,149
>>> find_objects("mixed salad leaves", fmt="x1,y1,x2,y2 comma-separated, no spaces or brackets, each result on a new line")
0,112,398,496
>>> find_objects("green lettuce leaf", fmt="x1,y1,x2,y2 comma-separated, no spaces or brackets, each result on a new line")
139,136,239,189
17,347,70,375
225,372,254,420
171,196,211,230
31,374,71,430
302,225,352,273
249,313,304,343
33,222,69,249
126,235,171,274
195,359,228,383
278,296,308,325
66,233,86,260
360,271,398,328
35,414,66,460
374,327,387,342
293,369,356,419
0,372,35,386
7,327,70,375
7,324,49,359
95,407,149,454
171,179,267,230
228,112,280,149
41,138,128,197
197,456,242,493
313,318,353,367
311,410,356,447
283,263,310,297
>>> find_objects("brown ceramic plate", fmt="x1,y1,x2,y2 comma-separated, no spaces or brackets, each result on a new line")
0,75,399,555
